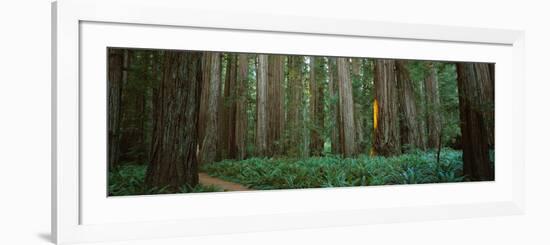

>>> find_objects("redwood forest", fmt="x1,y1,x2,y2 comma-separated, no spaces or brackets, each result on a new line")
107,48,495,196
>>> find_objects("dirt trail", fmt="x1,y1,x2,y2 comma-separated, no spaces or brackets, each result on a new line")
198,173,251,192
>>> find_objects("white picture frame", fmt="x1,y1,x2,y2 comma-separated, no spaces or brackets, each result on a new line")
52,0,525,244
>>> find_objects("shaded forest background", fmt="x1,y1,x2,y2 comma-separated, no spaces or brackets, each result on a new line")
107,48,494,195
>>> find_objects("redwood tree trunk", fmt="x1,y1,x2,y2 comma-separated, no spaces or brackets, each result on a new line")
197,52,212,154
235,54,249,160
327,58,341,154
221,54,238,158
309,56,324,156
255,54,268,156
373,59,401,156
267,55,285,156
336,58,357,157
108,48,125,169
146,51,202,191
396,60,425,151
475,63,495,148
456,62,494,181
199,52,221,165
424,62,442,149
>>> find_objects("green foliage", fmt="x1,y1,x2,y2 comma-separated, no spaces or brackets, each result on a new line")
405,61,462,147
201,149,464,190
108,165,222,196
436,62,461,145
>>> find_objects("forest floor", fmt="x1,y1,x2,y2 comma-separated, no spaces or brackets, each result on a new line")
201,149,470,190
109,149,486,196
198,173,251,192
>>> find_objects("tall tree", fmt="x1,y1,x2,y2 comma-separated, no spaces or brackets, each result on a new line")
475,63,495,148
395,60,425,150
108,48,125,169
327,58,341,154
287,56,305,156
336,58,357,157
456,62,494,181
424,62,442,148
235,54,249,160
267,55,285,156
199,53,221,165
221,54,238,158
309,56,325,155
373,59,401,156
197,52,212,154
146,51,202,190
255,54,268,156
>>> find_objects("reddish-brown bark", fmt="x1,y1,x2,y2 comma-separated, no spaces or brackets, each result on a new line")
456,62,494,181
373,59,401,156
146,51,203,190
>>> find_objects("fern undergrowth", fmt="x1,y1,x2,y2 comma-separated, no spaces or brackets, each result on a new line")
109,149,475,196
202,148,466,190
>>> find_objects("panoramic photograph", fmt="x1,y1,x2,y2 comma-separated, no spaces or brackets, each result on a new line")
107,48,495,196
